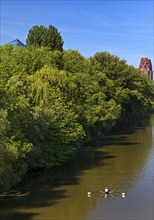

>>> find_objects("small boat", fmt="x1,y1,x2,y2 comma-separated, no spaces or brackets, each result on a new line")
87,190,126,198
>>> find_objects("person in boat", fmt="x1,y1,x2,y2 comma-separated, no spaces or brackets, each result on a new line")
104,187,109,194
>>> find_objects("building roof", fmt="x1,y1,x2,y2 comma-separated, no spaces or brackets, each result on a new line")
9,39,25,47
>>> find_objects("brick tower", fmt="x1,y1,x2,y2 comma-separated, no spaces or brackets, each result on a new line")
139,58,153,80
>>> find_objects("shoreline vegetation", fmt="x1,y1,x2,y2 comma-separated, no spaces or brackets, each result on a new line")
0,25,154,193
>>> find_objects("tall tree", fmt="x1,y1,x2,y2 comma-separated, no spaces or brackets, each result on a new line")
26,25,64,51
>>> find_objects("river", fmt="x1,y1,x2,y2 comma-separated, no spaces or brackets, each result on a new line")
0,115,154,220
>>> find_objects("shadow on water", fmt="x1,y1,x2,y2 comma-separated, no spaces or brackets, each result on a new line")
0,212,38,220
90,117,151,148
101,136,139,147
0,148,115,220
89,133,140,149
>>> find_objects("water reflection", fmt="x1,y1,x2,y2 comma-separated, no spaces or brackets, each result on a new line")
0,116,153,220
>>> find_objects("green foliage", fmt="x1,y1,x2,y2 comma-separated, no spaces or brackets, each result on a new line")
0,109,28,192
26,25,64,51
0,141,28,192
88,52,154,123
0,45,63,80
27,66,85,167
66,72,121,140
0,44,154,192
62,50,88,73
0,109,10,137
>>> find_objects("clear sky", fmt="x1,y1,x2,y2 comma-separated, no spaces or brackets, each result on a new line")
1,0,153,68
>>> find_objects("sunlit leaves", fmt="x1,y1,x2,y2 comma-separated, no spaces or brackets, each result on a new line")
62,49,88,73
0,43,154,191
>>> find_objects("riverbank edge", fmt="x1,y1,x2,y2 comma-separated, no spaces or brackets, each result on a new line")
0,111,153,196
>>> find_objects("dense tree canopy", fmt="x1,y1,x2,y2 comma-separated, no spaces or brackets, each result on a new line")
26,25,64,51
0,44,154,192
62,50,88,73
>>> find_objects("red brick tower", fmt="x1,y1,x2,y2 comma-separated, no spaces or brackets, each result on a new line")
139,58,153,80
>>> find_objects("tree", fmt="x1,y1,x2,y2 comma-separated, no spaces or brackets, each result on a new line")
27,66,85,167
62,50,88,73
26,25,64,51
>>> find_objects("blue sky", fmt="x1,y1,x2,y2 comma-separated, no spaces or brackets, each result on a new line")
1,0,153,67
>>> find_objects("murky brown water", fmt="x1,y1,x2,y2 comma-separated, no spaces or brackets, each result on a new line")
0,116,154,220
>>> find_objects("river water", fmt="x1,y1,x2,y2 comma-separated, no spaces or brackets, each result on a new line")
0,116,154,220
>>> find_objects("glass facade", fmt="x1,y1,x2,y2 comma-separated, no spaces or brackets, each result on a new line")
10,39,25,47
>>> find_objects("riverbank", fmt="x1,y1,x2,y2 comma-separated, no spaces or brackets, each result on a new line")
0,112,153,196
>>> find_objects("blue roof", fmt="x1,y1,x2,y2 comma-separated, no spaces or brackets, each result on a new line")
10,39,25,47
